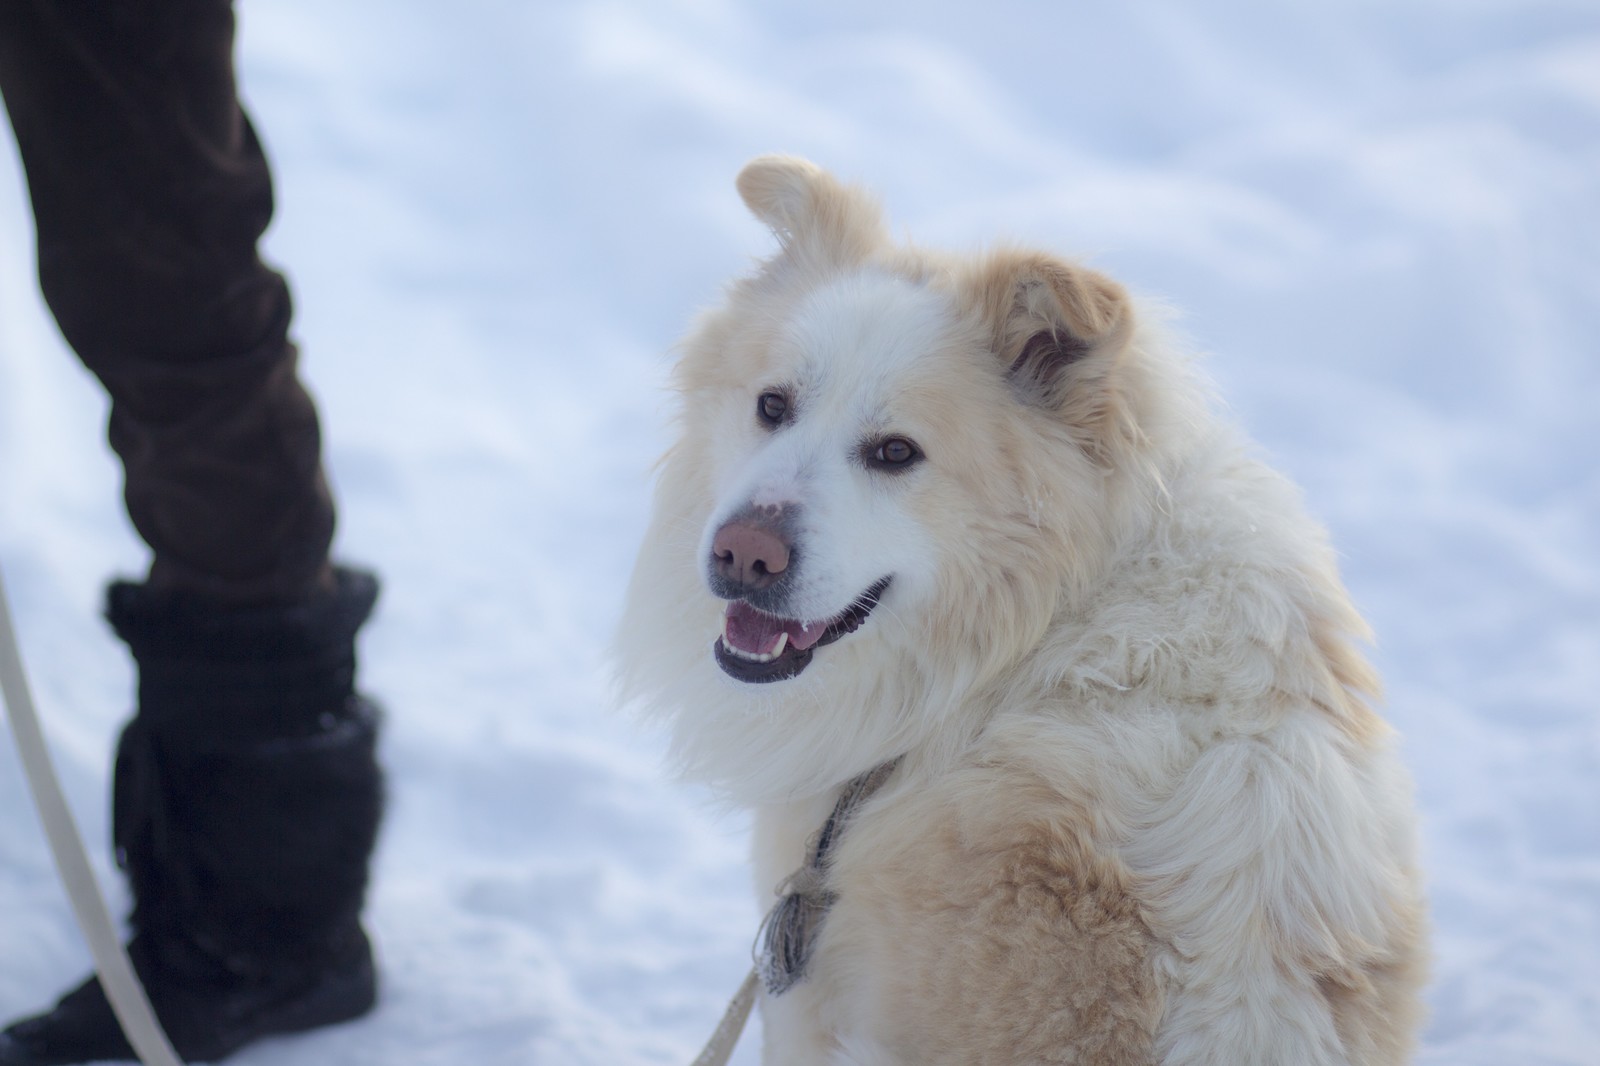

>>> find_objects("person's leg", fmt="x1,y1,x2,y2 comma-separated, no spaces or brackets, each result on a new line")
0,0,333,603
0,2,384,1062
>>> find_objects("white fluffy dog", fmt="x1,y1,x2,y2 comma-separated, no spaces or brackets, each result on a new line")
617,156,1427,1065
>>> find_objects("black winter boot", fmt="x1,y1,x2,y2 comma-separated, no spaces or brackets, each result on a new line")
0,568,385,1065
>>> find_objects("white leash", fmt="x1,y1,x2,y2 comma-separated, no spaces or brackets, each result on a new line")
686,757,900,1066
4,552,771,1066
688,968,757,1066
5,553,759,1066
0,564,183,1066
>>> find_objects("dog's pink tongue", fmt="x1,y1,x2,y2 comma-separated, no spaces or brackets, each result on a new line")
724,602,830,654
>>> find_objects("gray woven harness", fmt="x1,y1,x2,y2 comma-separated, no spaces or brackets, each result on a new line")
755,757,902,995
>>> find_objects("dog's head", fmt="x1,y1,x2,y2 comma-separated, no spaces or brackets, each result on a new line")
618,157,1162,801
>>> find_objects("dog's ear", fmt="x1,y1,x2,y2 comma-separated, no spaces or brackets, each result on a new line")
736,155,884,263
971,251,1134,414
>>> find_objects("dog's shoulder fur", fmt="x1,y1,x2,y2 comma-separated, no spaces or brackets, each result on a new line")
619,156,1427,1064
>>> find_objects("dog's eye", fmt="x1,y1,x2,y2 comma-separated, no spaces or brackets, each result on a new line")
869,436,922,471
757,391,788,427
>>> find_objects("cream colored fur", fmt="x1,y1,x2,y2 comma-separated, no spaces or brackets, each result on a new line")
617,156,1427,1064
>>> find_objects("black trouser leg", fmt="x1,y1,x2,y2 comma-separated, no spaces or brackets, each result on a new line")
0,0,335,603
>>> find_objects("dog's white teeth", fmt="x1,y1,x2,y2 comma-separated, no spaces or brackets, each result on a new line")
720,612,789,663
722,628,789,664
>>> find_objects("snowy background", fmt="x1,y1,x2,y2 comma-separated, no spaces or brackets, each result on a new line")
2,1,1597,1063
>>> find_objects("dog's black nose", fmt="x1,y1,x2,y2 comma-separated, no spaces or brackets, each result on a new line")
711,519,791,593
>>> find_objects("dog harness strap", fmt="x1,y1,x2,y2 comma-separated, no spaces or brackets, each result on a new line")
756,757,903,995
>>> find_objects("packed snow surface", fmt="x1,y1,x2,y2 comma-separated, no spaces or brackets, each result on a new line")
2,2,1596,1063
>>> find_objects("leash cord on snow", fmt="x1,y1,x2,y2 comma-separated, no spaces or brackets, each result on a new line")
0,565,183,1066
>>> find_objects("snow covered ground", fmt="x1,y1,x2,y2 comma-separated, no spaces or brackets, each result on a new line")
2,1,1597,1063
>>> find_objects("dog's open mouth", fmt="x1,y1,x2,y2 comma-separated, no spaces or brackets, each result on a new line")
714,577,891,684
